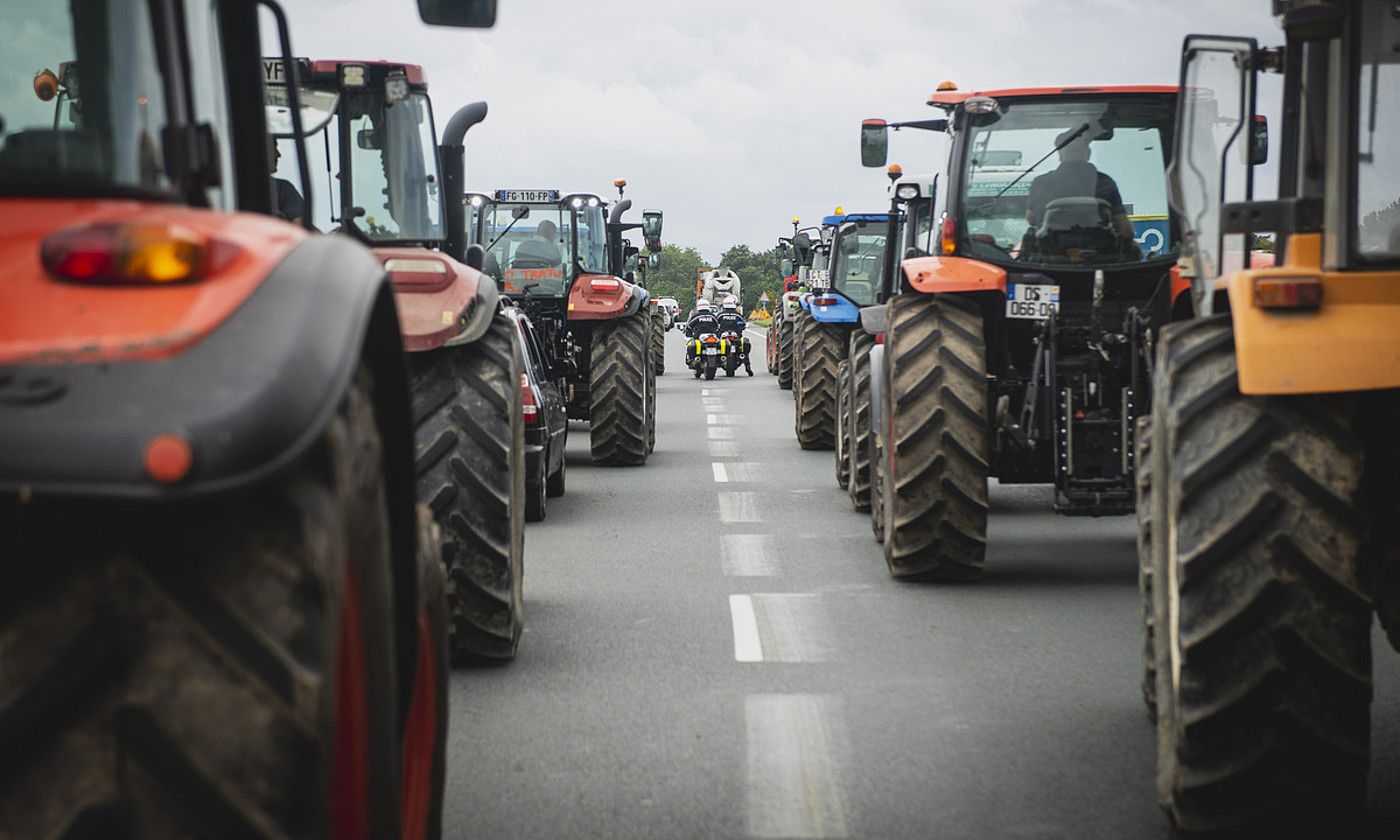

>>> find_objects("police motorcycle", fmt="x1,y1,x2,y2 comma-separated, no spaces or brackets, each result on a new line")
685,300,722,380
716,297,753,377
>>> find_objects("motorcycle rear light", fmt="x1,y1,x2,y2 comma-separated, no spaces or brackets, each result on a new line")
702,335,718,344
1254,276,1322,310
41,222,229,284
940,216,957,256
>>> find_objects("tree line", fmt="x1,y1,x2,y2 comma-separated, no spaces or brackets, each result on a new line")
641,243,787,314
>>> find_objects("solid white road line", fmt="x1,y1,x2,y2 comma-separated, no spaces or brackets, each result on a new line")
721,534,777,577
745,694,851,838
729,594,764,662
717,491,759,522
712,462,729,483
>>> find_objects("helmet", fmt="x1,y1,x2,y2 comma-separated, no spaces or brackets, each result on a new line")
721,297,738,311
696,299,712,311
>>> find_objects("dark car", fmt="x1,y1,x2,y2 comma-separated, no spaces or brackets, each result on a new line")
503,305,568,520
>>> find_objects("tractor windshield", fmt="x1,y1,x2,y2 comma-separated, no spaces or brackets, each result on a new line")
959,95,1177,269
0,2,174,197
830,220,888,305
344,91,442,241
474,198,608,296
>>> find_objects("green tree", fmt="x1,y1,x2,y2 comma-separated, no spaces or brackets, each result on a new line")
640,243,707,305
717,244,784,313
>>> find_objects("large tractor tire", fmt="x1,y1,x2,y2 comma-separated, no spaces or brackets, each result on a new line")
0,368,404,839
650,307,666,376
646,344,657,454
847,330,875,513
766,323,778,374
591,310,651,465
403,506,449,840
777,318,795,390
1135,414,1156,723
1149,315,1371,837
835,359,851,489
794,311,845,450
411,313,526,664
881,293,989,580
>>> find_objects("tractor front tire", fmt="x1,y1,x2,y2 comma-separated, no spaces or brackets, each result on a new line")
794,312,845,450
777,319,795,390
1150,315,1371,837
1135,414,1156,722
650,308,666,376
881,293,989,580
835,358,851,489
591,310,651,465
0,367,403,840
847,329,875,513
411,312,526,664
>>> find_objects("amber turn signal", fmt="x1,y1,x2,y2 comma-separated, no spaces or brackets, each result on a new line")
34,69,60,102
41,223,217,284
1254,276,1322,310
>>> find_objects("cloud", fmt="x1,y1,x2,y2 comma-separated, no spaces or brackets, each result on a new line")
282,0,1282,262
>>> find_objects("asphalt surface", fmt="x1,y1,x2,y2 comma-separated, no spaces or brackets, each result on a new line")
444,327,1400,840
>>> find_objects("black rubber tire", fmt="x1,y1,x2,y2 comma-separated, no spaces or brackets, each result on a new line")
880,293,989,581
546,451,566,498
847,330,875,513
1149,314,1371,837
524,454,547,523
590,310,650,466
408,505,449,840
650,307,666,376
870,419,886,543
1135,414,1156,723
766,323,778,374
835,358,851,490
0,367,402,840
703,356,716,381
777,318,795,390
646,341,657,454
411,312,526,664
794,311,845,450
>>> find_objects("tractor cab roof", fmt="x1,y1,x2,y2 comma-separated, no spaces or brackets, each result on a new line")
823,212,900,226
307,59,428,89
469,190,609,208
927,84,1176,111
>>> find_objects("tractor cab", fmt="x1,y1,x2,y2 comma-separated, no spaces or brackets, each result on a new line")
826,212,899,307
890,173,937,257
467,190,609,298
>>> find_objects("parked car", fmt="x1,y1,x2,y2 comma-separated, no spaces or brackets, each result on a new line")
503,305,569,520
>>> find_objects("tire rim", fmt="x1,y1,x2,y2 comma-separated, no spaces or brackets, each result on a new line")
332,564,371,840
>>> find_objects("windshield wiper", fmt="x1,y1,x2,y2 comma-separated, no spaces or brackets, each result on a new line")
487,214,527,250
968,122,1092,217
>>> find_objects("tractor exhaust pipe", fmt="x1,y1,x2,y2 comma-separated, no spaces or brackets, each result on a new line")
441,101,489,262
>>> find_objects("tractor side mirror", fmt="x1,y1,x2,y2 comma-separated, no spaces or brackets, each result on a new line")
1249,115,1268,166
780,257,794,276
357,128,382,150
642,209,663,252
511,205,529,220
624,244,640,273
861,119,888,167
648,252,660,269
417,0,496,26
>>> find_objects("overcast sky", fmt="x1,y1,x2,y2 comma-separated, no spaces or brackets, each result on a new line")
281,0,1282,263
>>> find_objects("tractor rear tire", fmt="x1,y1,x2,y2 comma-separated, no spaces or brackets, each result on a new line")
881,293,989,581
835,359,851,489
591,310,651,465
1150,315,1371,837
766,323,778,374
777,319,795,390
646,344,657,454
847,330,875,513
1135,414,1156,723
0,367,403,840
794,311,844,450
650,308,666,376
404,506,449,840
411,312,526,664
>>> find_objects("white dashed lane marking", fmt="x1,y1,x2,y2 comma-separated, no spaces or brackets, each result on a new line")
721,534,777,577
745,694,851,838
729,595,763,662
713,462,729,483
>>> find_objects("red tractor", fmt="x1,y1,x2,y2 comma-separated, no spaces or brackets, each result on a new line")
0,1,494,837
269,59,526,663
466,186,663,464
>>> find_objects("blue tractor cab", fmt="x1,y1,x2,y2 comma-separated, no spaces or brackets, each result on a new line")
803,212,900,324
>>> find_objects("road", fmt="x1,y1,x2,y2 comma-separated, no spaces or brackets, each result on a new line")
445,328,1400,840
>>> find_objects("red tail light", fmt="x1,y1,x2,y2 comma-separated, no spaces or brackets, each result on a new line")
1254,276,1322,310
590,277,621,291
41,222,232,284
812,295,837,306
702,335,719,344
939,216,957,256
875,333,884,344
520,373,541,425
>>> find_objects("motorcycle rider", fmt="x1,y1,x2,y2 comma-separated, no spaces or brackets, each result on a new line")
716,296,753,376
685,298,721,373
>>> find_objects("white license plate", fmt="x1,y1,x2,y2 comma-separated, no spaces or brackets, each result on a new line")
502,190,553,203
703,347,719,355
1005,283,1060,320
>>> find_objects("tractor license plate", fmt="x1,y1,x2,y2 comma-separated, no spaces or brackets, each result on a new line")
501,190,554,203
1005,283,1060,320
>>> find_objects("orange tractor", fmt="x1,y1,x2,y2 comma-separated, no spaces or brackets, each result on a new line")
0,1,495,836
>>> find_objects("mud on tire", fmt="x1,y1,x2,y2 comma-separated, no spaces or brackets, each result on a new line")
590,310,651,465
794,311,845,450
411,312,526,664
1149,314,1371,836
0,368,403,840
880,293,989,581
847,329,875,513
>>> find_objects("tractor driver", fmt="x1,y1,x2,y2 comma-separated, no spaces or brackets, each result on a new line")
514,218,563,266
1026,128,1139,258
269,138,304,225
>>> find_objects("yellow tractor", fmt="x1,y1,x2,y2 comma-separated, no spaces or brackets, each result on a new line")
1143,0,1400,834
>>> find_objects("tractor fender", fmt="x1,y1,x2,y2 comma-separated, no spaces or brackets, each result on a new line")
376,247,496,351
859,303,887,337
902,255,1008,296
808,295,861,324
568,274,647,320
0,234,406,503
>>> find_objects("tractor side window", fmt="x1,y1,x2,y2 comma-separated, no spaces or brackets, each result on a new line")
831,224,885,305
1355,0,1400,261
575,205,607,274
183,0,234,209
0,0,173,196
